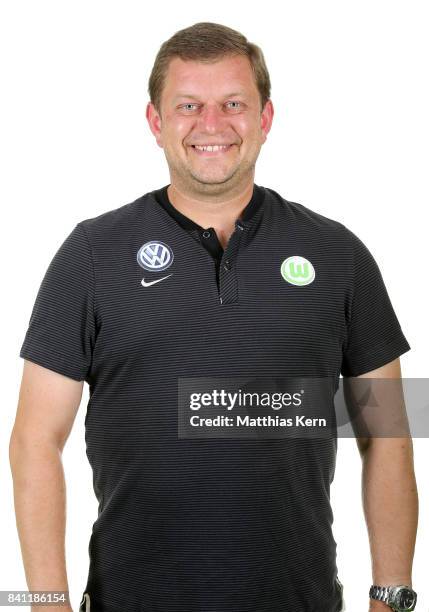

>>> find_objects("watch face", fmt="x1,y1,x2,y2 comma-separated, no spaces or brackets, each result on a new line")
397,588,416,609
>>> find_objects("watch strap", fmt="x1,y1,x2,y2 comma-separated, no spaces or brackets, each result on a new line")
369,584,390,603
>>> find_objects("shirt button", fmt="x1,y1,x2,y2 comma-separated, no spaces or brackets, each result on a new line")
223,259,232,271
202,230,211,238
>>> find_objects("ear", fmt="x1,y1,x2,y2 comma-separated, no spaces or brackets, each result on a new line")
260,99,274,144
146,101,164,148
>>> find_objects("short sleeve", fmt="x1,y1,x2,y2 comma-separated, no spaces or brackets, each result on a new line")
340,228,411,377
19,222,96,382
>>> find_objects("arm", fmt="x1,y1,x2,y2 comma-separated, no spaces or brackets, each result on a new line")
9,360,84,612
346,357,418,611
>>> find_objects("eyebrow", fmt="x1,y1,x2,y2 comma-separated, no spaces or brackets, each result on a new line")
173,92,246,102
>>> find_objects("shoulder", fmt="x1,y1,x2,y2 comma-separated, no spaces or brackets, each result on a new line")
75,191,155,241
264,185,352,239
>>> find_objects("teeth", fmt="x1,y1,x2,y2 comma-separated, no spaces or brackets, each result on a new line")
194,145,231,152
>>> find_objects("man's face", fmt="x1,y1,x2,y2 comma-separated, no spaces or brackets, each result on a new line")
146,54,274,193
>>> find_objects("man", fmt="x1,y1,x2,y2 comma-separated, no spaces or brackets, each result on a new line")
10,21,418,612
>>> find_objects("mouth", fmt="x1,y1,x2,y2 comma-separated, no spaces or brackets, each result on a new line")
189,144,235,156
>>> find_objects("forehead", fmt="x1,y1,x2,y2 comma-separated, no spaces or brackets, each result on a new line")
162,54,257,99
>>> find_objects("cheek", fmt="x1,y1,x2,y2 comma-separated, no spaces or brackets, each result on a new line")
232,117,258,142
164,115,193,142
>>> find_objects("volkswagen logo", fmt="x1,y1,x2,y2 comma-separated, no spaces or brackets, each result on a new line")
137,241,174,272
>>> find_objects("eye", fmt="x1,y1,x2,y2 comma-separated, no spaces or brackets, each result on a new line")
225,101,242,110
181,103,199,111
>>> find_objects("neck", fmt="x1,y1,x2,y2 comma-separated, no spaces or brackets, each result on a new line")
166,180,255,246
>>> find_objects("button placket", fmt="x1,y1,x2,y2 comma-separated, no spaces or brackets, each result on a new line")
218,223,246,305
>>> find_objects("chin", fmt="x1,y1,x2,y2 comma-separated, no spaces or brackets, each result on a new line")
189,166,239,184
191,173,236,186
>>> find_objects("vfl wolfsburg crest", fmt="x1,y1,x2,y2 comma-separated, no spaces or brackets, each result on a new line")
280,256,315,286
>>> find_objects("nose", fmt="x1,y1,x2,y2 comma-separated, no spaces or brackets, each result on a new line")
196,103,229,134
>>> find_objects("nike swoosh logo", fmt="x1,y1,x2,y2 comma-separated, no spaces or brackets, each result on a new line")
141,274,172,287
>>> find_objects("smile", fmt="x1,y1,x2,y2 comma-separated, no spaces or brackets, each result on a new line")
190,144,235,155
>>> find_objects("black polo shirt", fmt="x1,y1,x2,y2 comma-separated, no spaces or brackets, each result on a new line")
19,184,411,612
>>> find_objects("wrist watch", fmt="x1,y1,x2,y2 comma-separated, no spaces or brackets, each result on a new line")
369,584,417,611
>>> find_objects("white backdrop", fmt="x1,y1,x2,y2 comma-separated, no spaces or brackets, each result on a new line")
1,1,427,611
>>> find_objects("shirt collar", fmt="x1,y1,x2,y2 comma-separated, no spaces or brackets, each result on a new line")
152,183,266,233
